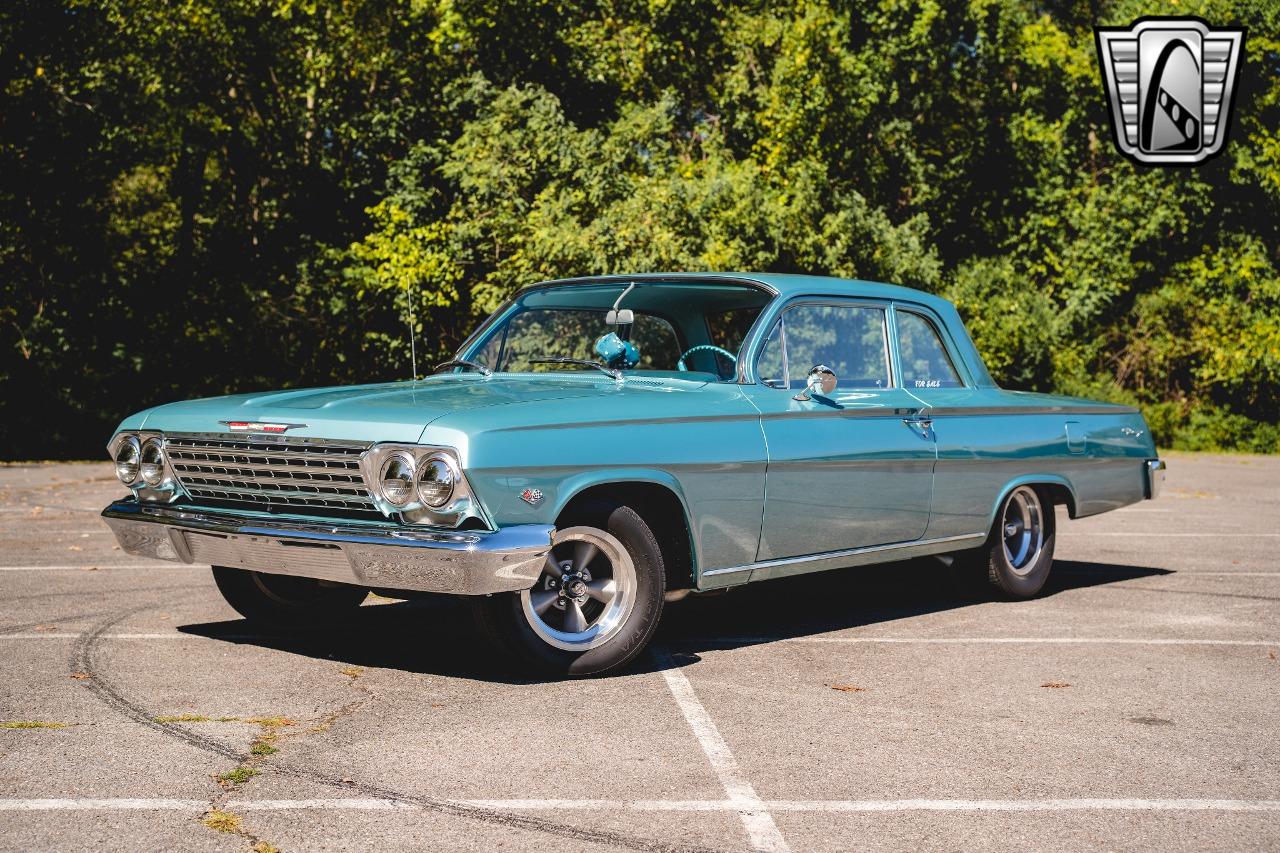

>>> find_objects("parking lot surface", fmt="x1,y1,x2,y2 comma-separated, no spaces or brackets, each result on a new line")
0,453,1277,851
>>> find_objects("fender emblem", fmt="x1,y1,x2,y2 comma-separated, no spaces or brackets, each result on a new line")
519,488,544,506
220,421,308,433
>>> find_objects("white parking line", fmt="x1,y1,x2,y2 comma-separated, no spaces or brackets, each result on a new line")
1,798,1277,813
690,637,1280,647
1178,572,1280,577
0,564,179,571
655,649,790,852
0,799,208,810
1079,532,1280,537
2,633,1278,648
0,633,257,640
764,798,1280,813
1059,571,1280,577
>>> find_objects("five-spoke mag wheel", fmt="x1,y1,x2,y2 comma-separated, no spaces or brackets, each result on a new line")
521,527,637,651
1001,486,1046,575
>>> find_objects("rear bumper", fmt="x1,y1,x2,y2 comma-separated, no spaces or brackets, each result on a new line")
1145,459,1166,499
101,500,553,595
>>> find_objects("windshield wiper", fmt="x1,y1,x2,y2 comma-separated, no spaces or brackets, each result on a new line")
530,357,622,380
432,359,493,377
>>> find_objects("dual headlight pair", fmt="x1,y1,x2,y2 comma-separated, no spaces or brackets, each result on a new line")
113,434,169,488
378,452,457,509
356,443,479,524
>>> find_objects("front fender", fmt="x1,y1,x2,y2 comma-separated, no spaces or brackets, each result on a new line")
549,468,690,519
467,466,690,528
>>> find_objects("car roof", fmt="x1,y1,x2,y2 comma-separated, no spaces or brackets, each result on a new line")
529,272,956,312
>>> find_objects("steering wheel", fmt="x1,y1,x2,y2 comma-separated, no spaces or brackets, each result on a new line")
677,345,737,373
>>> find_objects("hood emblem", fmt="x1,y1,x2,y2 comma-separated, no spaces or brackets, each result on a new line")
220,421,308,434
519,488,544,506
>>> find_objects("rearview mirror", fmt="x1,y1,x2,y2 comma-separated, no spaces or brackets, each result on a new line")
793,365,837,401
605,308,634,325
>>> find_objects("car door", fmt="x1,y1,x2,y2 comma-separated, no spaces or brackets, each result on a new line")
892,305,1020,541
740,300,936,563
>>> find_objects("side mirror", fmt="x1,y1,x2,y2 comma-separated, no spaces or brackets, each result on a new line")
793,365,838,401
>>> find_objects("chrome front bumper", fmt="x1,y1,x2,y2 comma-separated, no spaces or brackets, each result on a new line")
1145,459,1166,499
101,500,553,595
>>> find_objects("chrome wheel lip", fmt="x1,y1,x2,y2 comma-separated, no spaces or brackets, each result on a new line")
1001,486,1045,576
520,526,637,652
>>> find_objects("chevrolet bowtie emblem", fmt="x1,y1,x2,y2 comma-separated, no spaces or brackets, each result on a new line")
220,421,308,433
1095,17,1245,166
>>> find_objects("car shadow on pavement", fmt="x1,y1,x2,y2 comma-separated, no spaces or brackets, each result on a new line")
176,558,1171,682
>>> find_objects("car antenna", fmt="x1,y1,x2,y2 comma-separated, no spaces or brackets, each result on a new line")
407,281,418,381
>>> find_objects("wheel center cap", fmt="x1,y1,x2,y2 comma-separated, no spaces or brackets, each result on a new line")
565,578,588,599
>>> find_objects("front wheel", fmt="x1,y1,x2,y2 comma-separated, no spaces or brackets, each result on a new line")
957,485,1056,598
211,566,368,628
472,502,665,677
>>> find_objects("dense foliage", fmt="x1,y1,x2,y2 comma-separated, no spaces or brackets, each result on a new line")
2,0,1277,458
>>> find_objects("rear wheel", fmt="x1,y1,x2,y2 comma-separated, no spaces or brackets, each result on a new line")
211,566,368,628
959,485,1056,598
472,502,665,677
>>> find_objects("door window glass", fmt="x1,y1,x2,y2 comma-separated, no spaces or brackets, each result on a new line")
758,304,890,390
896,311,963,389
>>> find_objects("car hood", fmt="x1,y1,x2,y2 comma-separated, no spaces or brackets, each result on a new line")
130,374,706,444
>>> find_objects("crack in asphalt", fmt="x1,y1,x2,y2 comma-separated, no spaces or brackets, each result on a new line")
69,607,727,853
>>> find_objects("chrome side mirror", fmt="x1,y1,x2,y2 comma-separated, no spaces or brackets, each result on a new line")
793,365,837,401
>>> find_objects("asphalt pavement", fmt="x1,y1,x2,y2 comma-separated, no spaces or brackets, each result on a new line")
0,453,1277,852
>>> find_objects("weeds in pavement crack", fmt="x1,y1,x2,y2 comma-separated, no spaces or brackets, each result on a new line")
200,806,280,852
195,669,374,852
201,808,242,833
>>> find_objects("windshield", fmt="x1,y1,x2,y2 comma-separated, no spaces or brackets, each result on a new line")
461,281,773,381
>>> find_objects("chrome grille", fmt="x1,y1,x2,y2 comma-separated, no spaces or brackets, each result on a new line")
165,434,378,517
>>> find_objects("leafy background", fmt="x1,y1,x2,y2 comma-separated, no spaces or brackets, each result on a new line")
2,0,1277,459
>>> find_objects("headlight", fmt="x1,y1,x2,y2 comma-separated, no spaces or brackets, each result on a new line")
114,436,141,485
379,453,415,506
139,438,166,486
416,455,456,508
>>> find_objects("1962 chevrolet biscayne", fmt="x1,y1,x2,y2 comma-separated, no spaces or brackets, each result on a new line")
103,273,1165,675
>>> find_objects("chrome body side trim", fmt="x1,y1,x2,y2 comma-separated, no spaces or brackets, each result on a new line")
1145,459,1166,499
101,500,553,595
702,532,986,578
921,405,1141,417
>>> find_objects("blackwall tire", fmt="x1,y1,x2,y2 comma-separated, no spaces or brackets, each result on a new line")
960,485,1056,599
211,566,368,628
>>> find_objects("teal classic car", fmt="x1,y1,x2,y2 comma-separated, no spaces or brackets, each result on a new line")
103,273,1165,675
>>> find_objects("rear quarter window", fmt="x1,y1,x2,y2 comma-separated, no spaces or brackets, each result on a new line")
897,311,964,389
